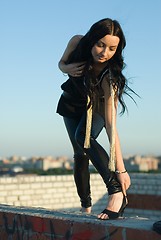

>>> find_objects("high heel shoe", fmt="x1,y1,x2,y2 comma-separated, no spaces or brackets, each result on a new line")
98,195,128,220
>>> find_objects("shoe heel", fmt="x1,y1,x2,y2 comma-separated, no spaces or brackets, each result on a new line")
119,195,128,217
120,207,125,217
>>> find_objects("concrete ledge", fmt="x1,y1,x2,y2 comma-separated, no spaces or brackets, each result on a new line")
0,204,160,240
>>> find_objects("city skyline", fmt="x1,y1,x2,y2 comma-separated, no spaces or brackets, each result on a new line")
0,0,161,158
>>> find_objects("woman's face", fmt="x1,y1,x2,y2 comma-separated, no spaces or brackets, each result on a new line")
91,34,120,63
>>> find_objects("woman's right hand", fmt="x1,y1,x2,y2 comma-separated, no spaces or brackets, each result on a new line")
60,61,86,77
116,171,131,196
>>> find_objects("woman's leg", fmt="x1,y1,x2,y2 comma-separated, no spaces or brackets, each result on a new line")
75,112,122,195
75,113,124,218
63,116,91,209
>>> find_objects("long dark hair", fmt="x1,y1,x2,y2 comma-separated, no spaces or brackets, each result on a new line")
66,18,136,114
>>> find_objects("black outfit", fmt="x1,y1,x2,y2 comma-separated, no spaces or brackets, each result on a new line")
153,221,161,235
56,70,122,208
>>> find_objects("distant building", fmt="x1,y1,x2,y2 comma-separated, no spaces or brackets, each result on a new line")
33,156,72,171
0,154,160,175
125,155,159,172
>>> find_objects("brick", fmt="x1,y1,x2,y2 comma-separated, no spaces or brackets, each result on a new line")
48,198,60,204
23,189,35,195
19,184,30,190
47,176,57,181
0,191,8,197
63,181,75,187
6,196,18,202
31,183,42,189
63,203,76,208
41,194,53,199
0,197,6,202
14,201,21,206
53,192,65,198
4,184,18,190
41,182,53,188
46,188,60,194
1,177,12,183
22,176,35,183
63,175,73,181
32,200,42,205
34,189,46,194
55,175,63,181
10,190,24,196
0,185,5,190
19,195,31,201
52,182,63,187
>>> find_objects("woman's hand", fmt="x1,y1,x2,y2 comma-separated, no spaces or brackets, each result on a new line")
116,172,131,196
64,62,86,77
58,35,84,75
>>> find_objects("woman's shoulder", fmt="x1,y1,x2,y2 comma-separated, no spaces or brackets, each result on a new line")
67,35,83,47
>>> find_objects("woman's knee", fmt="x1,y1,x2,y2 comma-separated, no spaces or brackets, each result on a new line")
75,129,85,149
74,153,89,170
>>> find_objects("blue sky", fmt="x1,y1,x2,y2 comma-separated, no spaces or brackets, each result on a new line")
0,0,161,158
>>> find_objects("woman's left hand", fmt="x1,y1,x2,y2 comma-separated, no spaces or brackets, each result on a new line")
116,172,131,196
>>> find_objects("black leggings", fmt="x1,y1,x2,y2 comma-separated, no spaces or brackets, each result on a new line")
64,112,122,208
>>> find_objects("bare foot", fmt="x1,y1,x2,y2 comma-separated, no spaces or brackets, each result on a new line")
81,206,92,214
97,192,124,220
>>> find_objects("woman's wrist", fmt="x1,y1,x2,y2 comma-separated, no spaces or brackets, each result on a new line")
115,169,127,174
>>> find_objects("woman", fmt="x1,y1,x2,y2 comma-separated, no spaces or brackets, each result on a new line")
56,18,131,220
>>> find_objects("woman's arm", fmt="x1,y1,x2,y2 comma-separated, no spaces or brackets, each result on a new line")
101,78,131,195
58,35,86,77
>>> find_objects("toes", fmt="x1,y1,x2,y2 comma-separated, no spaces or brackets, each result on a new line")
97,213,109,220
102,213,109,220
97,213,102,219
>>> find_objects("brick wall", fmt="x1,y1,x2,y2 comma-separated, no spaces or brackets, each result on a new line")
0,173,161,220
0,205,160,240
